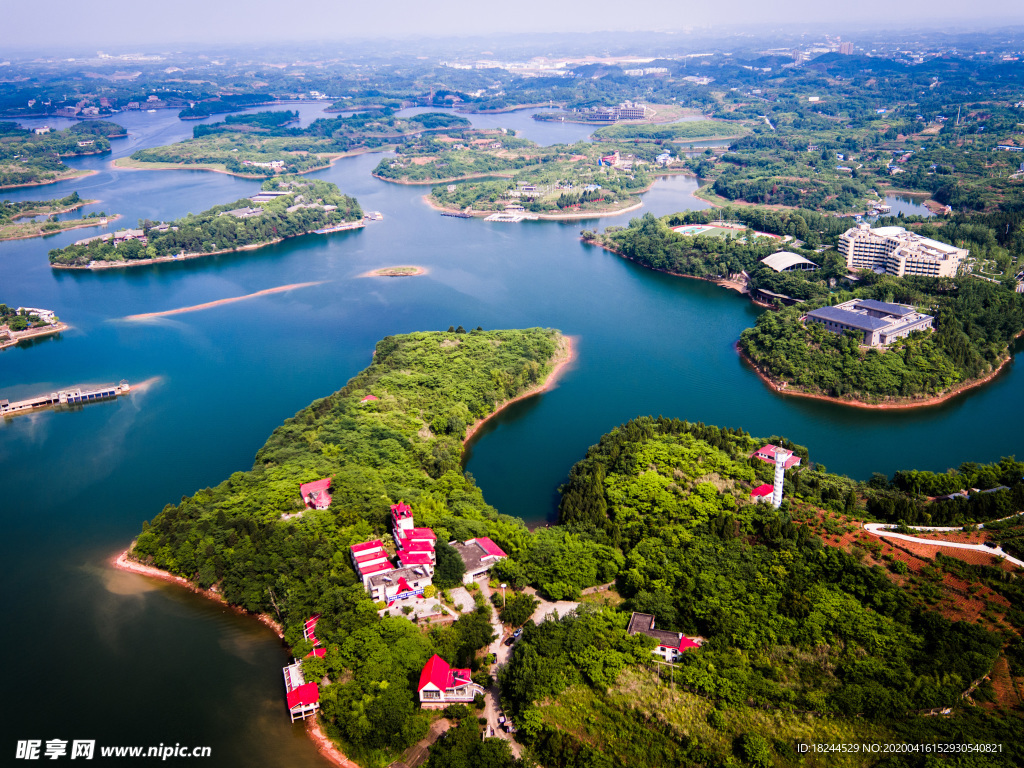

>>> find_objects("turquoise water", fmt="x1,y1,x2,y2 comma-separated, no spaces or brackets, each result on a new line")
1,109,1021,766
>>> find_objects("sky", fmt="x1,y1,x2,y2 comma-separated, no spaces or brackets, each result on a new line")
3,0,1024,50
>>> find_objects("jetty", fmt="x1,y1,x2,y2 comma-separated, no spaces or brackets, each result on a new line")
441,211,474,219
314,220,366,235
483,212,538,223
1,380,130,418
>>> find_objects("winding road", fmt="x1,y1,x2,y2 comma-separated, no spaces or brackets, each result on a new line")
863,517,1024,569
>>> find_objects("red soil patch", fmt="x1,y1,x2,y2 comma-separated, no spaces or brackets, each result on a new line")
986,655,1022,711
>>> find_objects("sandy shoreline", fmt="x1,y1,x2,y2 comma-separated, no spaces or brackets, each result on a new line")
736,340,1020,410
357,266,427,278
123,282,325,320
463,333,576,445
592,239,746,294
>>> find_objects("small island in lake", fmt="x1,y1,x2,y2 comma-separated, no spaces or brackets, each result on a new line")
48,177,362,269
362,265,427,277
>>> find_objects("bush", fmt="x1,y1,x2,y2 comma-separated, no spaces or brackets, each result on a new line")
442,704,471,720
423,584,437,598
474,693,486,710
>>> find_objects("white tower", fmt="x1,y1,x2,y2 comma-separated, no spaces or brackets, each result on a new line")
772,449,791,509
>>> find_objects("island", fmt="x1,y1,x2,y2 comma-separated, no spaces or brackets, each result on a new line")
0,122,123,188
0,304,67,350
361,266,427,277
373,129,691,218
117,109,471,178
0,191,114,241
48,177,362,268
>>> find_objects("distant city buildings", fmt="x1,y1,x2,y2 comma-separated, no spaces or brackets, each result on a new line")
804,299,935,347
839,224,966,278
839,42,854,55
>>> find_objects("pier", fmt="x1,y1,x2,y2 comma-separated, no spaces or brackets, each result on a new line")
314,220,366,235
1,380,130,418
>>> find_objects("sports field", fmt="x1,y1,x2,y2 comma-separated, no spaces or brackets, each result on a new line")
671,224,781,240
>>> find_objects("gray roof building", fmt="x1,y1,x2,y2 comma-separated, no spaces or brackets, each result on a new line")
804,299,934,347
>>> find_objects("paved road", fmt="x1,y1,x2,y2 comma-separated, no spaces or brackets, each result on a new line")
863,522,1024,569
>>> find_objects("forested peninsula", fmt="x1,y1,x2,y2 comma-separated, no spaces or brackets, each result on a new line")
0,122,121,188
121,109,470,177
595,211,1024,406
0,191,108,241
48,177,361,268
121,328,1023,767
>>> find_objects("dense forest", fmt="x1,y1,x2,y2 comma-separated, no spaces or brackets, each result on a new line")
47,178,361,266
739,276,1024,402
0,122,114,187
496,417,1023,767
128,329,562,764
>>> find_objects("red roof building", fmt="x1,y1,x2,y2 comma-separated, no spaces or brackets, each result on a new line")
398,551,435,567
750,484,774,499
417,654,483,708
471,537,507,558
283,661,320,722
306,647,326,658
360,395,379,403
299,478,332,510
751,445,802,469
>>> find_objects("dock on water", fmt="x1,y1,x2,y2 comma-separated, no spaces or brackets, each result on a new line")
1,380,130,418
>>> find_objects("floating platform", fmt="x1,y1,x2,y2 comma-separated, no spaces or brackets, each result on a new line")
483,212,538,223
441,211,474,219
1,380,130,418
363,211,384,221
314,220,366,235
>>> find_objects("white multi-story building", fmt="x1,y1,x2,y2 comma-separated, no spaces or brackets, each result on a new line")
838,224,966,278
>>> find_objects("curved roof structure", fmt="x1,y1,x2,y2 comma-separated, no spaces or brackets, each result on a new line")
761,251,818,272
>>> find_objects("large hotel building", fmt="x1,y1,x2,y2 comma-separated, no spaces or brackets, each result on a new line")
838,224,966,278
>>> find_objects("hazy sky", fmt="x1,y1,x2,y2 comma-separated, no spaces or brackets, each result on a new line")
3,0,1024,50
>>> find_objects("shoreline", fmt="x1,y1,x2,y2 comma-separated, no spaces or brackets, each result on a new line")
0,169,99,191
591,239,747,294
374,171,514,186
463,333,575,445
0,321,69,351
1,213,121,243
736,340,1019,410
423,194,644,221
112,551,356,768
51,222,362,270
112,146,382,179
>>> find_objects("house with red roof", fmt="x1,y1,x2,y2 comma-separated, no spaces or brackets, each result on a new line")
751,445,802,469
299,478,332,510
390,503,437,570
750,484,774,500
627,612,703,662
451,537,508,584
283,660,320,721
360,394,379,403
418,654,485,708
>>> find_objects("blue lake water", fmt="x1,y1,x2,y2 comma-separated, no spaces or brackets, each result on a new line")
1,107,1020,767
